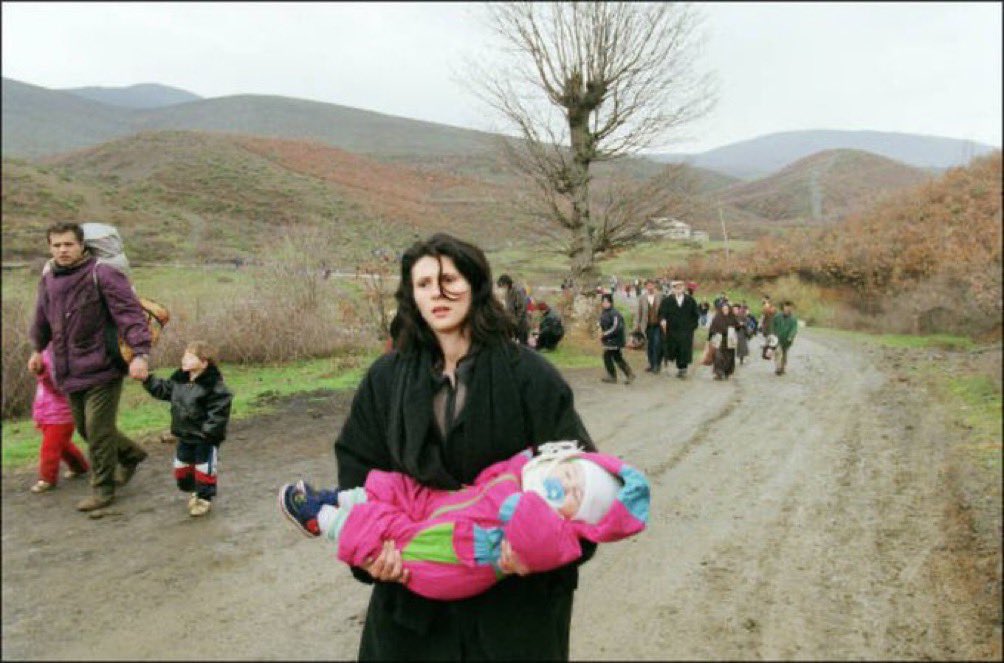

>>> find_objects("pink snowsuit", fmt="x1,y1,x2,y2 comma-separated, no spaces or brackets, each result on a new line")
33,347,88,484
332,448,650,601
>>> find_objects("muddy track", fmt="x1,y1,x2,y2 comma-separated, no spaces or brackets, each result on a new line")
1,329,997,660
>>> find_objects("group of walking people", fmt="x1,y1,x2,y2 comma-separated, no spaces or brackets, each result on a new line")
27,221,804,661
602,279,799,384
26,226,654,660
28,222,233,516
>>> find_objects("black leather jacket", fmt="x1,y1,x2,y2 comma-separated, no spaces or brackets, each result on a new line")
143,364,233,444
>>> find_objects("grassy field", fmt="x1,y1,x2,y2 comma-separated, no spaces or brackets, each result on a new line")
1,352,376,469
813,327,976,351
1,341,601,471
487,239,755,286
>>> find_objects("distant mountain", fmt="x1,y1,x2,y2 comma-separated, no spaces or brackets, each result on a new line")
718,149,931,222
61,83,202,109
648,129,999,180
1,78,132,157
2,77,501,160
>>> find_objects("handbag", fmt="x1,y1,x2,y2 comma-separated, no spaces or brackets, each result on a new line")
701,342,715,366
762,335,778,360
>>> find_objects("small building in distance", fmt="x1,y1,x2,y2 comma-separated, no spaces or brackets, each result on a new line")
641,217,708,242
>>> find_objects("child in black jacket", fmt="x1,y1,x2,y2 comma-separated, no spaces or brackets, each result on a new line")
598,294,635,384
143,341,233,517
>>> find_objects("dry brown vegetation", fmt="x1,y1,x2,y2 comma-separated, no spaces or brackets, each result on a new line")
719,149,932,221
0,226,384,419
683,152,1003,335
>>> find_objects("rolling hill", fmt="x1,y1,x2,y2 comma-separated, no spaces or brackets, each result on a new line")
747,151,1002,333
61,83,203,109
2,77,501,160
717,149,932,222
1,78,134,157
649,129,999,180
1,131,535,263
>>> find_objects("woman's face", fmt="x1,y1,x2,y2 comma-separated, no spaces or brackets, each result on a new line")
721,304,731,315
412,255,472,336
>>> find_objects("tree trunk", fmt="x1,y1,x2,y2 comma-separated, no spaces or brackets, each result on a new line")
568,109,596,284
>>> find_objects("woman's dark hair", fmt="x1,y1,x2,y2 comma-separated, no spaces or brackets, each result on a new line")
391,233,516,355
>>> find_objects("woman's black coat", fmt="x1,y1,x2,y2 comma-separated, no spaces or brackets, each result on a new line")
335,341,596,661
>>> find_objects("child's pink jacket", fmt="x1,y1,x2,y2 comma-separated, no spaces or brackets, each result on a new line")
336,448,650,601
33,348,74,426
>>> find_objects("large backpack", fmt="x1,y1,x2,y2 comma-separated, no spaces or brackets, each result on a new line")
44,223,170,364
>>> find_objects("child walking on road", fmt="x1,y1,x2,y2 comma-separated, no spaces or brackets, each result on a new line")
30,346,89,493
599,293,635,384
278,442,649,601
142,341,233,516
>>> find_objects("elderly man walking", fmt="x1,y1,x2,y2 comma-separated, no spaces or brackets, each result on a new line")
658,280,701,379
634,278,664,373
29,222,152,511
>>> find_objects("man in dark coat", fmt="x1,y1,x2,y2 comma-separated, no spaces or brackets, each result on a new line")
497,274,530,345
658,280,701,379
28,222,152,511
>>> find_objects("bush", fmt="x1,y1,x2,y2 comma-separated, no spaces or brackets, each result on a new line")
2,300,36,419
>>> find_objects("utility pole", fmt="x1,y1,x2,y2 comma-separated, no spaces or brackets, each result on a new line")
718,205,730,270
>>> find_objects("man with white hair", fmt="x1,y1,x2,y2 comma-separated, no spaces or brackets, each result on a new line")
658,280,700,379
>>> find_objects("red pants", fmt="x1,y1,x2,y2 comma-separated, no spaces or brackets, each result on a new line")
37,423,89,484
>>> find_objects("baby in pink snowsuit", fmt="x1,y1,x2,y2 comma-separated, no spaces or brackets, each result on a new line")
279,442,650,601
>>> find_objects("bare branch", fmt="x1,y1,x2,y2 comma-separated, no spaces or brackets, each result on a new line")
471,1,717,280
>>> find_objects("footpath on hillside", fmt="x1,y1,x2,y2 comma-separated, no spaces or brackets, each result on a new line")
2,329,999,660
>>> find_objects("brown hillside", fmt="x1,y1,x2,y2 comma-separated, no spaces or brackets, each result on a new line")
720,149,931,222
751,152,1002,332
2,131,534,262
232,136,530,242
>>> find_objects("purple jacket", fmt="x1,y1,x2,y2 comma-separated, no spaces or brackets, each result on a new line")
30,256,151,394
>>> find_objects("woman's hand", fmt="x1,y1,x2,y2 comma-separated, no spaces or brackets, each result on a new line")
499,540,531,576
362,540,411,584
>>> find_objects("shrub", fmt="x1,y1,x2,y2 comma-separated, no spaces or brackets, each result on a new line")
2,300,36,419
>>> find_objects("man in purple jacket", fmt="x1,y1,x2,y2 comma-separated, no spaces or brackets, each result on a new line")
28,223,153,511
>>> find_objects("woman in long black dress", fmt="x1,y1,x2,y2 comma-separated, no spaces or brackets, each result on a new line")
335,233,597,660
707,302,743,380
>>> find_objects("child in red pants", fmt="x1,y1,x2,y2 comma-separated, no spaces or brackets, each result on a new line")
31,346,89,493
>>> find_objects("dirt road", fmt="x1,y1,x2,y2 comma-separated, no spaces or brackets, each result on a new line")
2,329,998,660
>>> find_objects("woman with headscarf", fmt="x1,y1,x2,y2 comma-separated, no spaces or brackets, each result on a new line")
707,301,743,380
333,233,597,660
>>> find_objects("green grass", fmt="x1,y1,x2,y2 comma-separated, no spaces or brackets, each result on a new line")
486,239,755,286
0,343,606,470
945,375,1002,451
813,328,975,350
599,239,754,279
1,352,378,471
1,264,258,307
537,341,604,369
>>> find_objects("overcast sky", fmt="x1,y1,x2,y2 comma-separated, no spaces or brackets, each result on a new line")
2,2,1000,153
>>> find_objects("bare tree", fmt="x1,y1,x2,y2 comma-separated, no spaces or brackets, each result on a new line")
474,2,716,282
